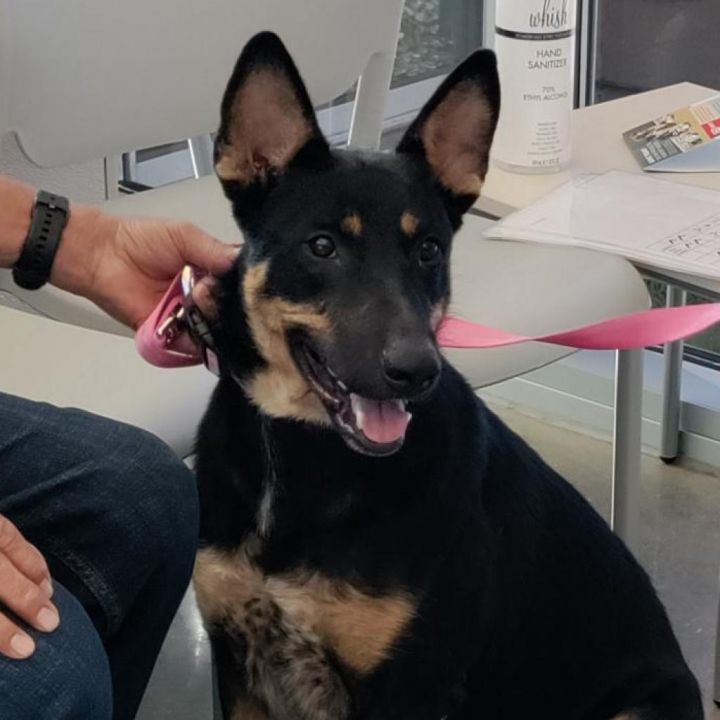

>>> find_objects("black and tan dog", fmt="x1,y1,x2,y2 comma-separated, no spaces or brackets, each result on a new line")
193,31,703,720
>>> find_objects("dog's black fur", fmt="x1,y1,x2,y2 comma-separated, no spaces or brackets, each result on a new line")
194,31,703,720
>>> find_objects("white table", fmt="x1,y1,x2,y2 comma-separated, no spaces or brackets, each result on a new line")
475,82,720,548
480,83,720,218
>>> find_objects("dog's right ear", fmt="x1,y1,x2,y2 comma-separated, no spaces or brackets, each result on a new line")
214,32,329,203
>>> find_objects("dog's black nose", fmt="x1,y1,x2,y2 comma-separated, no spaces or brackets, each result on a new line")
382,340,441,398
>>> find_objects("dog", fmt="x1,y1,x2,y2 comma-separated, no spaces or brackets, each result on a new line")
193,31,703,720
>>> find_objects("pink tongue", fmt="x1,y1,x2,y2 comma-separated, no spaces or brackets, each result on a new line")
352,395,412,444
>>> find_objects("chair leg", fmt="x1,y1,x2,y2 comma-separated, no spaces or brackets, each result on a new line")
660,287,686,464
612,348,644,554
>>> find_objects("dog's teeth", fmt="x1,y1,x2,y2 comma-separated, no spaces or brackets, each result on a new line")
392,399,407,411
337,380,348,392
350,394,365,430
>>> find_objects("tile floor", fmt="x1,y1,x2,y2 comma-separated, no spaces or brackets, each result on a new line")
136,400,720,719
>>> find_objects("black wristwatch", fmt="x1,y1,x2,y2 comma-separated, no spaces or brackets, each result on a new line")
12,190,70,290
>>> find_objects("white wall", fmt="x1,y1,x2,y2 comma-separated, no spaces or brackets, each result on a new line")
0,133,106,203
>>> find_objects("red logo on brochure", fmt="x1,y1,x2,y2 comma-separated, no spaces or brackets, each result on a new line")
702,119,720,138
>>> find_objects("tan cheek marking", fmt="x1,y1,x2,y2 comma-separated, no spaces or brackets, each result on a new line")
341,213,363,237
421,80,494,198
400,211,419,237
241,262,330,424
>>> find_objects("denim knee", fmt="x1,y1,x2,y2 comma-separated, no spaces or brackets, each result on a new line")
106,421,200,562
38,413,199,636
0,583,112,720
95,421,199,606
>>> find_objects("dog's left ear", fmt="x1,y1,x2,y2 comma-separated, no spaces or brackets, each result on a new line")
396,50,500,218
214,31,329,192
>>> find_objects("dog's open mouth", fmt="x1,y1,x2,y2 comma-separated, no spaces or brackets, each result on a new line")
292,341,412,457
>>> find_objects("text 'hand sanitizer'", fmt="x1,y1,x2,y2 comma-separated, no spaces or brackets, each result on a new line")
492,0,577,174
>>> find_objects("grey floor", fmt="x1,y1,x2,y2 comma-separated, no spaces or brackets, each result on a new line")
136,400,720,719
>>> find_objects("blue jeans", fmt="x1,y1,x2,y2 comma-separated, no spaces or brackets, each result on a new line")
0,392,199,719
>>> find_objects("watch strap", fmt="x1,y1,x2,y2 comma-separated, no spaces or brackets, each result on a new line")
12,190,70,290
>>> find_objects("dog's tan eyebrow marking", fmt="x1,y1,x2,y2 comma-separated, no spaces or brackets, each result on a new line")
400,211,419,237
341,213,363,237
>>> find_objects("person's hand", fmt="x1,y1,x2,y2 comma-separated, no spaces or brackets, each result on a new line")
0,515,58,659
52,208,240,329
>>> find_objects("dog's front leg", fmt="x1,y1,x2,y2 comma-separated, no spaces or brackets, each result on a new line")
195,558,351,719
209,626,269,720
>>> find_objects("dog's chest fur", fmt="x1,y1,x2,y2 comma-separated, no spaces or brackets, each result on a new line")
194,539,415,719
194,371,485,718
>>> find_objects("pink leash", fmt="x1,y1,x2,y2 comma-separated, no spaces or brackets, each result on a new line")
135,266,720,370
437,304,720,351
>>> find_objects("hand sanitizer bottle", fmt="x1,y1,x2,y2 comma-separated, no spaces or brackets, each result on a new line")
492,0,577,174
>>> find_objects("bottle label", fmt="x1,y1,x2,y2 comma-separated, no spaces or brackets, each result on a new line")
492,0,576,172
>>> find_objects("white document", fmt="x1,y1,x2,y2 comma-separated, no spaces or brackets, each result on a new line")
485,171,720,280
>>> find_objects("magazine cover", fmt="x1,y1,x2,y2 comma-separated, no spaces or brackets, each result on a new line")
623,95,720,172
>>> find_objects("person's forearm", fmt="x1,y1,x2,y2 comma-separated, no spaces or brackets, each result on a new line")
0,176,35,267
1,174,236,328
0,175,116,293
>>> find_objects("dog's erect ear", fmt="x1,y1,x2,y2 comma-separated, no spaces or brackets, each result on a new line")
396,50,500,217
214,32,329,189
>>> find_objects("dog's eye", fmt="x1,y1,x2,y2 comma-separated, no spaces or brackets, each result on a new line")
307,235,336,259
419,238,442,266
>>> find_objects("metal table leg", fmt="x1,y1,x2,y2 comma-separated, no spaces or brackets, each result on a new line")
660,287,687,464
715,588,720,706
612,348,644,553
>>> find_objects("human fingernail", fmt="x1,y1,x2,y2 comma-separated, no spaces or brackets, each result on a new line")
10,633,35,659
36,606,59,632
41,578,53,597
